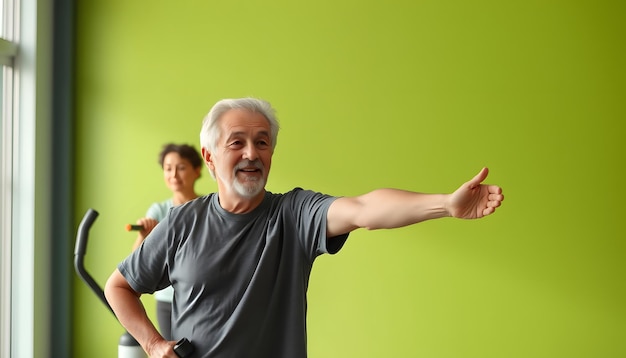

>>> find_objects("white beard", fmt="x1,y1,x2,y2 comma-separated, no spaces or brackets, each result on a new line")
216,159,266,199
232,174,265,198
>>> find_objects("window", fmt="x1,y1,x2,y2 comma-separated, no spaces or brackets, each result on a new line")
0,1,17,356
1,0,54,357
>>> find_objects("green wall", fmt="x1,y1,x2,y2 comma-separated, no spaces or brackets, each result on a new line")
73,1,625,357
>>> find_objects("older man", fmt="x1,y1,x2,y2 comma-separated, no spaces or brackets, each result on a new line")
105,97,504,358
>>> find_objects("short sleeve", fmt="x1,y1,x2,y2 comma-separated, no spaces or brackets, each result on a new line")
287,189,349,259
118,213,172,293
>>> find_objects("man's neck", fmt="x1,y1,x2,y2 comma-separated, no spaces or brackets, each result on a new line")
217,189,266,214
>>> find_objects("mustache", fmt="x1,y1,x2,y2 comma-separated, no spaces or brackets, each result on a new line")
234,159,264,171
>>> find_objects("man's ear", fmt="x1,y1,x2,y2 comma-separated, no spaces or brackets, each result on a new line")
201,147,215,171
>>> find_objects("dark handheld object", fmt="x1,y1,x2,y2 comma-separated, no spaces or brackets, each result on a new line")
174,338,194,357
125,224,143,231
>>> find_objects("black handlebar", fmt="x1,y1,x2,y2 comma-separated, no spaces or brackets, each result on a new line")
73,208,115,317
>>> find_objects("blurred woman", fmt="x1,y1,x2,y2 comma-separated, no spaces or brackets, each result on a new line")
131,143,203,340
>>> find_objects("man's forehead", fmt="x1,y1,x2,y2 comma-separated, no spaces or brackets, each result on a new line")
220,109,270,133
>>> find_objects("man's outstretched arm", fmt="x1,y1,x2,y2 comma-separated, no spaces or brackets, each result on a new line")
326,167,504,237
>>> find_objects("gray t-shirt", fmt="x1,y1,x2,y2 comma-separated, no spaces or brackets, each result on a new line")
119,188,348,358
145,198,174,302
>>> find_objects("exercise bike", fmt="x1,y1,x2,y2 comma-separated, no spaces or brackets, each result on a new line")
74,208,193,357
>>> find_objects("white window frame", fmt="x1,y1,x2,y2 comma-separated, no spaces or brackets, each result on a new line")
1,0,53,357
0,1,18,356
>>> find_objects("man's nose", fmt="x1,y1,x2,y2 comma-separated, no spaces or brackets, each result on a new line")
243,143,258,161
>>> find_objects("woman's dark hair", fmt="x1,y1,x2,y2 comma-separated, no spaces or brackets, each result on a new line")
158,143,203,169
